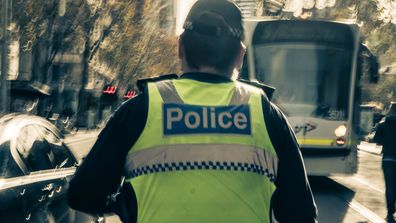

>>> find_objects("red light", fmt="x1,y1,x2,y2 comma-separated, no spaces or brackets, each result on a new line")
103,85,117,94
336,138,345,146
124,90,137,99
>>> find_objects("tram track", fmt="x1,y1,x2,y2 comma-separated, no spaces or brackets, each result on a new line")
311,176,385,223
346,199,385,223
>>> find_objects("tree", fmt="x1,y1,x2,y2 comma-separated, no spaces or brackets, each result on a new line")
13,0,87,83
92,0,179,85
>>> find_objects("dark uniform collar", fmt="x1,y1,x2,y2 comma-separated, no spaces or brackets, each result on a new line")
180,72,233,83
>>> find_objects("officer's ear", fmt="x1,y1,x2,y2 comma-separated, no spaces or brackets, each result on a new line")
178,37,184,61
234,42,246,70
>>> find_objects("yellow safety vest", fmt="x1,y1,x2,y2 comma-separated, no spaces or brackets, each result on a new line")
125,78,278,223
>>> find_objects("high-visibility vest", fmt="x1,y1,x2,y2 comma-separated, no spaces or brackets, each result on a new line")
125,78,278,223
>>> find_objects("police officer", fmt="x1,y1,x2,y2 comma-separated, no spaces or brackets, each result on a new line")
373,102,396,223
68,1,317,222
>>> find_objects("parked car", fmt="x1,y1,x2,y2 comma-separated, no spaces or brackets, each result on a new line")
0,113,97,222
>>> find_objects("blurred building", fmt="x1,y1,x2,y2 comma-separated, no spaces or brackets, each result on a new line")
234,0,257,17
7,47,52,117
52,53,83,118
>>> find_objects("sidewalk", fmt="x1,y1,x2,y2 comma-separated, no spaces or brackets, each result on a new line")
357,141,382,155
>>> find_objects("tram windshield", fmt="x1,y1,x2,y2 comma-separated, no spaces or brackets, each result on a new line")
254,43,352,120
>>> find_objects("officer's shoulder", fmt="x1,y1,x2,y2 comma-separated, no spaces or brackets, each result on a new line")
237,78,276,101
137,74,179,91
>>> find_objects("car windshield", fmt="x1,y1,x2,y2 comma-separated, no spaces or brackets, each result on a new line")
254,43,352,120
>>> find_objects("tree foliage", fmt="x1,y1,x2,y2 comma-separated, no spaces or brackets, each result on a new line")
11,0,179,88
93,0,179,86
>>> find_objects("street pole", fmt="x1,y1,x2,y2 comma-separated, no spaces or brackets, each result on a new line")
1,0,9,114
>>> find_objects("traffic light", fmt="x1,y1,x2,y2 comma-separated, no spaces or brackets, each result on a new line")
101,85,118,105
103,85,117,95
123,90,138,99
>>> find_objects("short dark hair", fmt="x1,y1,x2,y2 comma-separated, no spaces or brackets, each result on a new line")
180,31,241,73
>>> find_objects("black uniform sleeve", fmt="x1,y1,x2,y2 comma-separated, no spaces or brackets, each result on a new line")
67,90,148,214
372,123,384,145
261,97,318,223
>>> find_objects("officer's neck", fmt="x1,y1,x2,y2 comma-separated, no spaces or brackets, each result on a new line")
182,66,233,79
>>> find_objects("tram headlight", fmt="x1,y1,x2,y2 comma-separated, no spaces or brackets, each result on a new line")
334,125,347,138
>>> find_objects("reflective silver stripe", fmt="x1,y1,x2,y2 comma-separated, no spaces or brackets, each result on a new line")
125,144,278,182
229,82,252,105
156,80,184,104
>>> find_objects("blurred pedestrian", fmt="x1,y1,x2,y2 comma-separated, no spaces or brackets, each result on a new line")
373,102,396,223
67,0,317,222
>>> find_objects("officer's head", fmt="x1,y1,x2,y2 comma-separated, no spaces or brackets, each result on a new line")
179,0,245,77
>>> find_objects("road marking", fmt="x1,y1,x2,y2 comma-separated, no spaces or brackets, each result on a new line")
346,199,385,223
351,176,384,194
328,177,385,223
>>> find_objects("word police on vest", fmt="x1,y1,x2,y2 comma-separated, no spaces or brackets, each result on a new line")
163,103,251,135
